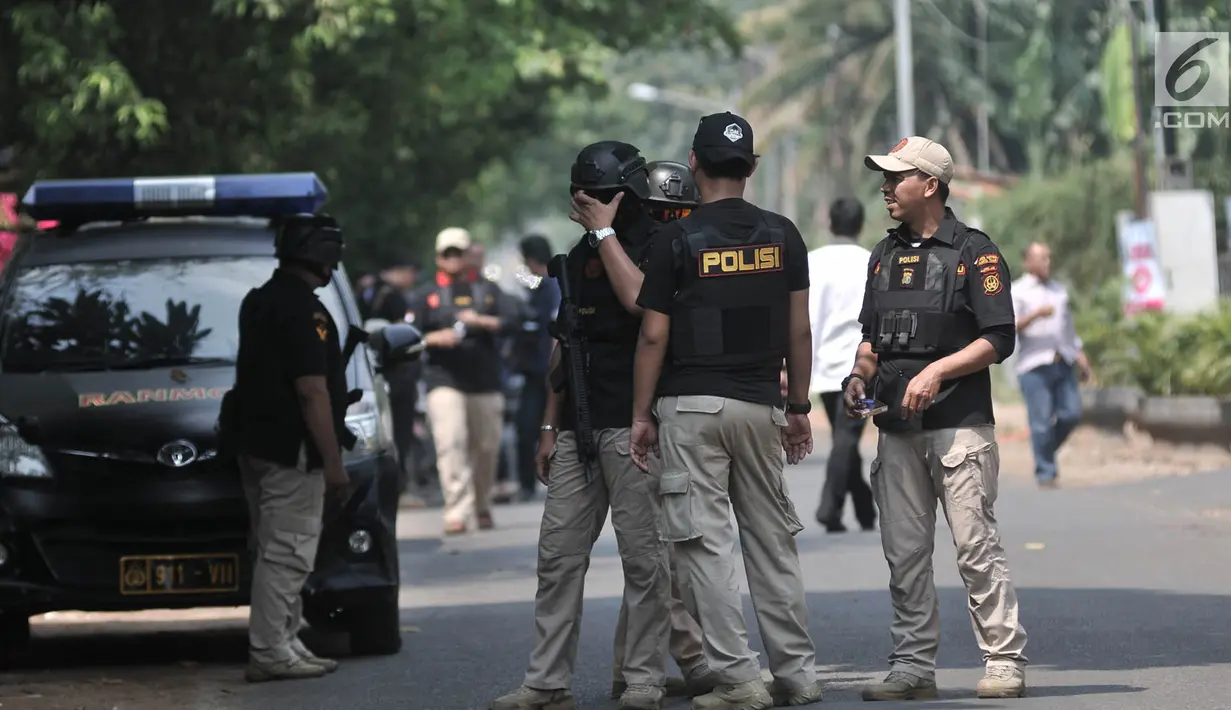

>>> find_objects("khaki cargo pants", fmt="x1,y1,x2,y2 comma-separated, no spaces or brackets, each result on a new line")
239,454,325,664
426,387,504,527
655,395,818,692
872,425,1029,678
523,429,672,689
612,535,707,681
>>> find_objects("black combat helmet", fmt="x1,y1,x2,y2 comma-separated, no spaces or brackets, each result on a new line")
274,212,344,267
570,141,651,202
644,160,698,223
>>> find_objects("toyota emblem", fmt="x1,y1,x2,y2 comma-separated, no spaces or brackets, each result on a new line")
157,439,198,468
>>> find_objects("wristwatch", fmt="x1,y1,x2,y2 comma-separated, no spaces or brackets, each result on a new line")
786,400,811,415
540,425,558,433
586,227,616,248
840,374,865,392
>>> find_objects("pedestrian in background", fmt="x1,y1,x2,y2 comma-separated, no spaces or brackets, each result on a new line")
808,197,877,533
1012,241,1093,489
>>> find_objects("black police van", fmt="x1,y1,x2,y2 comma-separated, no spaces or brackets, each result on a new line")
0,173,415,661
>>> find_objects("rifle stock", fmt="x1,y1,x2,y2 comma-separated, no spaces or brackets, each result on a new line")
547,253,599,483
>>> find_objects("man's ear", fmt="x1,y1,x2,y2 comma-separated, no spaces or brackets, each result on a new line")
749,157,759,178
688,150,697,172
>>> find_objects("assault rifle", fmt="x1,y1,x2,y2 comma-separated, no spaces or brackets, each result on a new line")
546,253,599,483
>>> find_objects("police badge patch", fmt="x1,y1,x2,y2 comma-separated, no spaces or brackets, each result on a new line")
901,267,914,286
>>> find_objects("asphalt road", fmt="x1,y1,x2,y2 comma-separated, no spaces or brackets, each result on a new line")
2,448,1230,710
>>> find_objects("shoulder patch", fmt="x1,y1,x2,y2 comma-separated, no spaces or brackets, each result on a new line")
312,312,329,342
975,253,1000,267
982,271,1003,296
426,292,441,309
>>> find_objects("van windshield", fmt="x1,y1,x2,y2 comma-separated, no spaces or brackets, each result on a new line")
0,256,348,373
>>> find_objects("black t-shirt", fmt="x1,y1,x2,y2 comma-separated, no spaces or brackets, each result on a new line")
235,269,348,469
858,209,1016,432
557,218,657,432
636,198,809,406
408,274,518,394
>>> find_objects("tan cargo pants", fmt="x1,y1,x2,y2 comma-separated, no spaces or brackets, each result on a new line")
239,454,325,664
523,429,672,689
655,395,818,692
612,541,707,681
871,425,1029,679
425,387,504,527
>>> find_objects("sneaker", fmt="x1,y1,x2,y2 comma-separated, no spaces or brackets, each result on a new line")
244,655,326,683
684,665,723,697
619,684,666,710
612,677,689,699
692,679,773,710
860,671,938,701
976,665,1026,698
490,685,575,710
768,679,824,706
290,637,338,673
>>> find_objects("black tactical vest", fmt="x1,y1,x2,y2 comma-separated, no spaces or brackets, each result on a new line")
867,231,979,357
570,241,643,345
668,212,790,368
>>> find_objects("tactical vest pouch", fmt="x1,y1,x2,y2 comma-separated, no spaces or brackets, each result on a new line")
872,310,976,354
675,305,775,358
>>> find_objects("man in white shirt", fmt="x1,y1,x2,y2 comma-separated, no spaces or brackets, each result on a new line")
808,197,877,532
1011,242,1093,488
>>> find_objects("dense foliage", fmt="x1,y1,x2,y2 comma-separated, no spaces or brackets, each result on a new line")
0,0,738,271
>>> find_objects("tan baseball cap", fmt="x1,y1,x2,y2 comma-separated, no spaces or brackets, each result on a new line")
864,136,955,184
435,227,472,253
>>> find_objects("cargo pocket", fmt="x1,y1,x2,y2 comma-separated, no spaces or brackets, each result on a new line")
771,472,805,537
261,531,318,574
675,395,724,415
657,470,701,542
940,441,999,510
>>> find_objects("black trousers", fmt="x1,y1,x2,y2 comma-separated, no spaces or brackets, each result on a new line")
514,372,549,494
386,364,424,491
815,391,876,529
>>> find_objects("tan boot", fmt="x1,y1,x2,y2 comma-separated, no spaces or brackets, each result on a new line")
619,684,666,710
683,665,722,697
489,685,575,710
860,671,938,701
290,637,338,673
691,679,773,710
976,665,1026,698
767,679,824,706
244,655,326,683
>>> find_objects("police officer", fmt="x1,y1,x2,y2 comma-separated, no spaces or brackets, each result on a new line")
409,227,520,535
492,141,688,710
631,112,823,710
610,158,715,702
849,137,1028,701
231,213,352,682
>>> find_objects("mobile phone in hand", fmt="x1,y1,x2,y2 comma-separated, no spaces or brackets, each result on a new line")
856,398,888,418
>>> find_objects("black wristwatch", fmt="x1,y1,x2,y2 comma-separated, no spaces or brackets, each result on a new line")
786,400,811,415
840,374,865,392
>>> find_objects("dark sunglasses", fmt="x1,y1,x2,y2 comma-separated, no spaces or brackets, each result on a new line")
439,247,465,259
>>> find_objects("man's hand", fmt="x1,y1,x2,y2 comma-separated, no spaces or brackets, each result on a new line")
782,413,813,465
842,376,867,418
901,364,944,418
1035,304,1055,319
1075,352,1095,384
569,190,621,232
324,462,352,503
630,417,659,473
535,431,556,485
457,309,481,327
425,328,461,349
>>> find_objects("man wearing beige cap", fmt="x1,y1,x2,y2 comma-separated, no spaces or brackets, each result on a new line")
841,137,1029,700
408,226,519,534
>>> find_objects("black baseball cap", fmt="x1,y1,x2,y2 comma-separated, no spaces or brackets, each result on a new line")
692,112,757,166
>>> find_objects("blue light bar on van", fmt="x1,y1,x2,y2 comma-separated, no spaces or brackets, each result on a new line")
21,172,328,222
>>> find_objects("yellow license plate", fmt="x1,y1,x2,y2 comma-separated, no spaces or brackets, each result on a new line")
119,553,240,595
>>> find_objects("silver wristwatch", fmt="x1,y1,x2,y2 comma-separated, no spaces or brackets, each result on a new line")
540,425,558,433
586,227,615,248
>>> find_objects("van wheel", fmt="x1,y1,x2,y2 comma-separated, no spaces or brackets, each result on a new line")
0,614,31,667
348,597,401,656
